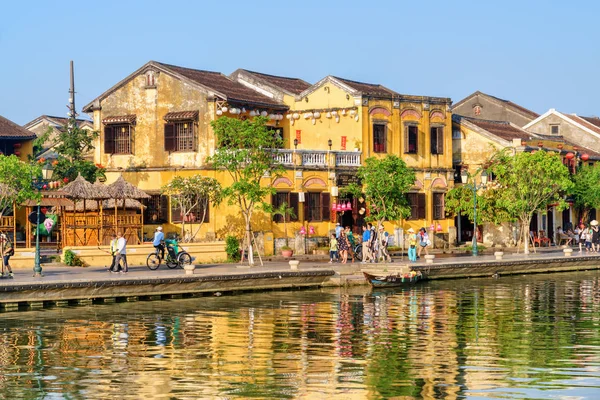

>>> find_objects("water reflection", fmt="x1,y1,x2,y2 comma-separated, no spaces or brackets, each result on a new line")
0,271,599,399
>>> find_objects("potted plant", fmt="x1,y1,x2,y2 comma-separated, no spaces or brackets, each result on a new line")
353,140,361,152
273,202,297,257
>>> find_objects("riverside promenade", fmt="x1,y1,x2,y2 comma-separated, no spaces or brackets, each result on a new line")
1,248,599,312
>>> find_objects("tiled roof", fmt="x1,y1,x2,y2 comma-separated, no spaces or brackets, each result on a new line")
486,93,539,118
332,76,398,97
567,114,600,135
580,116,600,128
157,62,287,109
461,116,533,141
102,115,136,124
0,115,37,139
240,70,312,95
44,115,92,126
164,110,199,121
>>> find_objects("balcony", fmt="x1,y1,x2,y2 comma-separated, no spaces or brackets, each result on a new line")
271,150,362,167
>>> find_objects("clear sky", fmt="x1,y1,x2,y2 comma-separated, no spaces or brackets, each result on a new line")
1,0,599,125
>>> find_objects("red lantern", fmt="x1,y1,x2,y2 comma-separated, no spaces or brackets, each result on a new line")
437,223,442,232
336,203,342,212
538,141,544,147
430,224,435,231
565,152,575,160
63,177,69,183
13,150,21,156
13,143,21,149
346,201,352,210
299,226,306,235
309,226,315,235
42,184,47,189
581,153,590,161
331,202,337,211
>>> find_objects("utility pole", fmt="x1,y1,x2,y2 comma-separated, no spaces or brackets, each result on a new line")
68,60,76,120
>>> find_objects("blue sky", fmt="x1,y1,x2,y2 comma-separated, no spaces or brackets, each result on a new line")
1,0,599,124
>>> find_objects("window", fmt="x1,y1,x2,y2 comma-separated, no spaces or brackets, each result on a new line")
272,192,299,222
407,193,426,220
304,192,331,222
142,195,169,224
104,124,133,154
373,124,387,153
267,126,284,149
170,196,210,223
433,193,445,220
430,126,444,154
551,125,559,135
404,125,418,154
165,121,195,152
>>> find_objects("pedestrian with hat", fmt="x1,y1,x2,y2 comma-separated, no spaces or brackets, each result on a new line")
591,220,599,252
1,233,14,279
153,226,165,260
407,228,417,262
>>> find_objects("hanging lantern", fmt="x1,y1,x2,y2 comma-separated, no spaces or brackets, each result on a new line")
222,106,228,112
331,110,338,117
341,109,347,116
299,226,306,235
326,112,332,118
249,110,256,117
216,110,223,116
313,111,321,119
581,153,590,161
293,112,300,119
309,226,315,235
336,203,342,211
261,111,268,117
346,201,352,210
311,118,316,125
332,202,337,211
437,223,442,232
565,152,575,160
341,202,347,211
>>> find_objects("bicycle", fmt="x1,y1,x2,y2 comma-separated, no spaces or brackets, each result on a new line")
146,239,192,270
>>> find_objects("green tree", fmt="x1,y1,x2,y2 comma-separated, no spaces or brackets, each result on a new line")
48,118,103,182
271,202,296,248
490,149,573,253
208,116,284,266
346,155,416,259
0,155,41,220
445,177,514,225
570,164,600,224
161,175,222,242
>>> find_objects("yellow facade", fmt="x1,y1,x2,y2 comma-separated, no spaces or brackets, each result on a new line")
84,62,454,254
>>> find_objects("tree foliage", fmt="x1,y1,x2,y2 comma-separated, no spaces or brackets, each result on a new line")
46,118,103,182
270,202,296,247
489,149,573,253
161,175,222,242
569,164,600,223
445,180,513,224
346,155,416,226
0,155,41,218
208,116,284,265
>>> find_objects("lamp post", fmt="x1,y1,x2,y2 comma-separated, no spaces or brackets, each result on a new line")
460,169,488,256
33,164,54,277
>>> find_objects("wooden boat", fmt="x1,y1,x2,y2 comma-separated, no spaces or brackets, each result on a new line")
363,270,426,288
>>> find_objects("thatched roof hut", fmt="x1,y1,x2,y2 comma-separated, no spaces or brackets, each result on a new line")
66,198,145,212
108,175,150,200
62,174,111,200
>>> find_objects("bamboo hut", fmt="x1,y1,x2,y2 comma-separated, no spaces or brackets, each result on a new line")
62,174,111,246
106,175,149,245
22,190,73,250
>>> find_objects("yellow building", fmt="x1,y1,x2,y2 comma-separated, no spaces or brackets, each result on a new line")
82,61,454,254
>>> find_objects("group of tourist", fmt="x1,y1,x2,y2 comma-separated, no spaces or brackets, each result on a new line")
407,227,430,262
556,220,600,252
329,223,393,264
329,224,356,264
108,232,129,273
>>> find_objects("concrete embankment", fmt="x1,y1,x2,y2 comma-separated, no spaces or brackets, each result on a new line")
1,250,599,313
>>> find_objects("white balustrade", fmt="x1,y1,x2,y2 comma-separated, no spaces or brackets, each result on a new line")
302,151,327,166
272,150,294,165
335,152,361,167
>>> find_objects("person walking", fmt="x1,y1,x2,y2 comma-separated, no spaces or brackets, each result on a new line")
369,223,378,262
115,232,128,273
335,223,343,239
417,227,430,258
591,221,599,252
407,228,417,262
153,226,165,260
585,224,593,252
108,233,119,272
345,226,355,263
361,225,371,264
338,231,350,264
329,233,338,263
379,225,392,262
1,233,14,279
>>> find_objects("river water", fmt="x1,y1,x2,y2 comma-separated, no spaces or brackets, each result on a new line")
1,271,599,399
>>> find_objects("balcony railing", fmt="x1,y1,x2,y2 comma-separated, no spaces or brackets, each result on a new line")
302,151,327,166
272,150,294,165
335,152,361,167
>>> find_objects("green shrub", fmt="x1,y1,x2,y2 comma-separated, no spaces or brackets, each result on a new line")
465,245,486,252
225,236,241,262
63,249,85,267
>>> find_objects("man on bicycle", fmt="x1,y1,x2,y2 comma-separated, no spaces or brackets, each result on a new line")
153,227,165,260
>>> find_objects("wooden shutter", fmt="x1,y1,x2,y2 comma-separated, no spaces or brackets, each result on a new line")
417,193,426,220
404,125,409,154
289,192,299,222
272,192,283,222
164,123,176,152
322,193,331,222
104,125,115,154
304,193,310,222
437,127,444,154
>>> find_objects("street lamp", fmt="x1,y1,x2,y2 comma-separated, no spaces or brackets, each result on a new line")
460,169,488,256
33,163,54,277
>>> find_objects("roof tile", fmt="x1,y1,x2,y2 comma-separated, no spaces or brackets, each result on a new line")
0,115,37,139
240,70,311,95
332,76,398,97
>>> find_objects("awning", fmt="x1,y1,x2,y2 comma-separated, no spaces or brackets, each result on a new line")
164,110,199,121
102,115,136,125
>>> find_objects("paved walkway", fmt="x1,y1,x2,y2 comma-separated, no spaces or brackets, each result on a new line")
1,247,595,285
